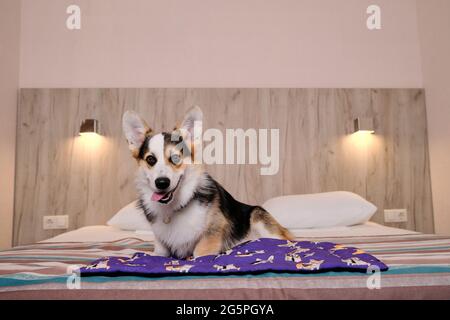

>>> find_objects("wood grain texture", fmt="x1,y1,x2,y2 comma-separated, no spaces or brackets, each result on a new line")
13,88,434,245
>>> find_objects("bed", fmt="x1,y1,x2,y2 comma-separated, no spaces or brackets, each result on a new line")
1,222,450,300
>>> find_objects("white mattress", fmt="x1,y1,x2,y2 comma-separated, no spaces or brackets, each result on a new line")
290,222,418,238
42,221,418,243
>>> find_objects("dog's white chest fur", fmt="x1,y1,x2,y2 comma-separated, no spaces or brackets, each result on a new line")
151,200,209,258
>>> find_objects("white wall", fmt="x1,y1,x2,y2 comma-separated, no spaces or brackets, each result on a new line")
0,0,21,249
20,0,423,88
417,0,450,235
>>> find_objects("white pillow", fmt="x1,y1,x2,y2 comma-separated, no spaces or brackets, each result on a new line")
262,191,377,229
107,200,153,231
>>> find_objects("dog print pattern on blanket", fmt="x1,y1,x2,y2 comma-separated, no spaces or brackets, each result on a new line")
80,238,388,276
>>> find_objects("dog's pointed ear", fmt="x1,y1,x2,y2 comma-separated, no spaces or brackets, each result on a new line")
179,106,203,138
122,111,151,157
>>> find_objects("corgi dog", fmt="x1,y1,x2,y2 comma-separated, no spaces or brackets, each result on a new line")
122,106,292,259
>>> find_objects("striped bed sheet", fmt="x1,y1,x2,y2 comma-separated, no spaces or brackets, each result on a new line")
1,234,450,299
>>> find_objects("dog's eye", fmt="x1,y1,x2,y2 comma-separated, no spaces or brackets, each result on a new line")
145,155,157,166
170,154,182,165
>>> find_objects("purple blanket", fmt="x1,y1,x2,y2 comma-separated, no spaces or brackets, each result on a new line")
80,238,388,276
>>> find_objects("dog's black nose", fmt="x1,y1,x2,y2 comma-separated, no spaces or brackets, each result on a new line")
155,177,171,190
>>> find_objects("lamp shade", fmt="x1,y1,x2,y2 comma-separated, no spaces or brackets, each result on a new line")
353,118,374,134
79,119,100,135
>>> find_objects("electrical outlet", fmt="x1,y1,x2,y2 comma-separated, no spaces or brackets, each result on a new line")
384,209,408,223
43,215,69,230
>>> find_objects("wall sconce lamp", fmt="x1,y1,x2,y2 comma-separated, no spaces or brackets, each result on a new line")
353,118,374,134
79,119,100,136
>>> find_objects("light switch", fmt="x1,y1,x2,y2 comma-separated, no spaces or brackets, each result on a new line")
43,215,69,230
384,209,408,223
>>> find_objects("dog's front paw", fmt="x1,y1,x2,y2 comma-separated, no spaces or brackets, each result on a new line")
153,242,170,257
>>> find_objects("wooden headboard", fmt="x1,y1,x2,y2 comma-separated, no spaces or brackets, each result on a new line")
13,88,434,245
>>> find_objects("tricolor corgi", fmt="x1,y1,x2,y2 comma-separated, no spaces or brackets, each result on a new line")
122,106,292,259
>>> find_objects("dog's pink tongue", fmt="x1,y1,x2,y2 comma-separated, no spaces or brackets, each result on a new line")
151,192,166,201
